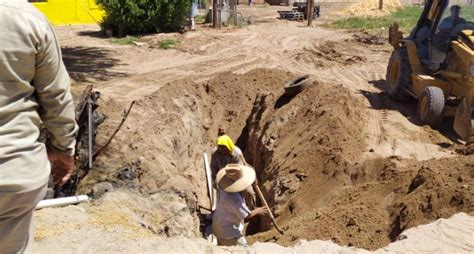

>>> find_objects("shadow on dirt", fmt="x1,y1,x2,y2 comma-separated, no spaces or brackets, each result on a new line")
363,79,461,143
62,46,128,83
274,93,296,109
77,30,107,39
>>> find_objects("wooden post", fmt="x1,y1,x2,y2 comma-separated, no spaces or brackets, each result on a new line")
217,0,222,29
307,0,314,26
212,0,218,28
379,0,383,10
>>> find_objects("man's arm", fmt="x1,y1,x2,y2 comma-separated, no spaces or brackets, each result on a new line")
244,207,269,222
33,23,78,185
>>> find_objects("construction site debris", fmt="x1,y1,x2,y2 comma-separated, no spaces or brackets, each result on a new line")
278,2,320,21
352,32,386,45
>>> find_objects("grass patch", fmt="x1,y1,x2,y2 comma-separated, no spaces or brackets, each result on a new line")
159,39,178,49
460,6,474,21
328,6,423,32
329,5,474,33
195,14,206,23
109,36,139,45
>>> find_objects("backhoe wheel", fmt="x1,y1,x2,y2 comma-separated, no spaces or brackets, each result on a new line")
385,47,414,102
417,86,445,128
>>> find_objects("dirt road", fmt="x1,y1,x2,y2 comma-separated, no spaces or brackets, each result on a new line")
34,4,472,252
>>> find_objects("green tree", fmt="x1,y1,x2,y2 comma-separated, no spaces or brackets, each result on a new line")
97,0,190,36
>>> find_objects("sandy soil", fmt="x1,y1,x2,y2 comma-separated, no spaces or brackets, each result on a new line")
34,4,473,253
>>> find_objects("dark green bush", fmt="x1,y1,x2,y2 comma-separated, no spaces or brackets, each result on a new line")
97,0,190,36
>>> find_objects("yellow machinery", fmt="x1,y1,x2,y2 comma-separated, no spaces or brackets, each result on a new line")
386,0,474,142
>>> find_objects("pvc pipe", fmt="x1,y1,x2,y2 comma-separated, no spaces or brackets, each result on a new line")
203,153,215,211
35,195,89,210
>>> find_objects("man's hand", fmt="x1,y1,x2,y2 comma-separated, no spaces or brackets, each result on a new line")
47,149,75,186
245,206,269,222
254,206,269,216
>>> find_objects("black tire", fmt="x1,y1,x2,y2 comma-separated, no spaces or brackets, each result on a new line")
385,47,414,102
284,75,311,96
417,86,445,127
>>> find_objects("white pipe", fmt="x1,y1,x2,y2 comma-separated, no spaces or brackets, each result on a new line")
35,195,89,210
203,153,214,211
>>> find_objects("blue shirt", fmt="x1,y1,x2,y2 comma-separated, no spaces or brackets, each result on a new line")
212,191,251,239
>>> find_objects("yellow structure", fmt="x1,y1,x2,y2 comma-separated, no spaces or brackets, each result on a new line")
31,0,104,25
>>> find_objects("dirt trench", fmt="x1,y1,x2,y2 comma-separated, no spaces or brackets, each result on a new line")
234,80,473,249
74,67,473,250
74,68,294,237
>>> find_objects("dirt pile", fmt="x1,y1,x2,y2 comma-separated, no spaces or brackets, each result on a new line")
338,0,403,17
236,80,473,249
248,153,472,250
387,157,474,240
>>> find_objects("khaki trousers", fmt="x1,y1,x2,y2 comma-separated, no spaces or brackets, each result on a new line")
0,185,46,254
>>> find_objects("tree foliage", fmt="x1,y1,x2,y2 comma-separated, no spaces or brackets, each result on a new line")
97,0,190,36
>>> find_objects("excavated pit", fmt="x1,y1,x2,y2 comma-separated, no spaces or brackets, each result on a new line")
74,68,473,250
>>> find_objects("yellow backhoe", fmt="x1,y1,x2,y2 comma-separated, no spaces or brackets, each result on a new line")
386,0,474,143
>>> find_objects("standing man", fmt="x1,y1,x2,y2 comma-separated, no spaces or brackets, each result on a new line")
189,0,198,31
212,164,268,246
210,134,244,180
210,134,256,209
0,1,78,253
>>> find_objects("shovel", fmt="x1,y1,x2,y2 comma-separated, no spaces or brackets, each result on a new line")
253,182,285,235
239,154,284,234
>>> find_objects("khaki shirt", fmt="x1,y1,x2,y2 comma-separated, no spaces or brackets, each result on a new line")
0,1,78,193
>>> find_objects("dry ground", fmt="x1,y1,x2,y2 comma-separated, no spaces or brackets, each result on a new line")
34,4,473,253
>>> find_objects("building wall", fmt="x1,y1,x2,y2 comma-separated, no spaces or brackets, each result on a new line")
31,0,104,25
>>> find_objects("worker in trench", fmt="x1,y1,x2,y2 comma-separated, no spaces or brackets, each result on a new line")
210,133,257,209
212,164,269,246
0,1,78,253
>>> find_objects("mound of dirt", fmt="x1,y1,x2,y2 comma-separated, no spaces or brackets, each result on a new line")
338,0,403,17
249,152,472,250
249,212,474,253
237,80,473,250
387,157,474,240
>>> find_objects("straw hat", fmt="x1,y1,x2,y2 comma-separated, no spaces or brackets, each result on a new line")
216,164,256,193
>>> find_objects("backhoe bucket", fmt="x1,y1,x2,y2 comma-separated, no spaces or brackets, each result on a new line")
454,95,473,142
388,22,403,49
